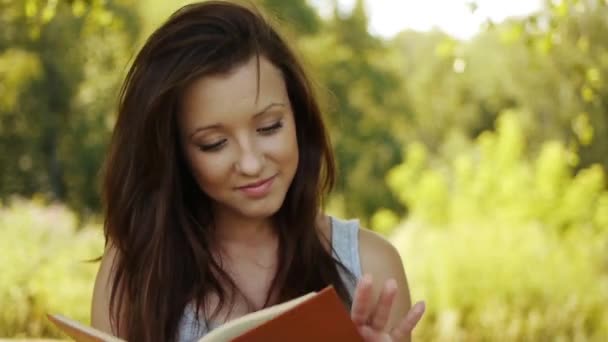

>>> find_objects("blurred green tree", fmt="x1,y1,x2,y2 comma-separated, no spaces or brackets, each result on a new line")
0,0,140,215
299,0,411,223
388,0,608,176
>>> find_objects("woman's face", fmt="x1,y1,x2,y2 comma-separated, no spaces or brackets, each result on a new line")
178,56,299,221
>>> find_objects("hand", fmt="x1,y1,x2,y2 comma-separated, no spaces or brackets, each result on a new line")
351,274,425,341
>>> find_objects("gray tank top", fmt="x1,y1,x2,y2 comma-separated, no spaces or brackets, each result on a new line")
176,216,362,342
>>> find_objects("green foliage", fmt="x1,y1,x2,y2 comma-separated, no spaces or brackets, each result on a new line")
0,0,140,215
389,0,608,173
387,110,607,230
395,221,608,341
387,111,608,340
0,198,103,338
299,4,407,224
258,0,320,35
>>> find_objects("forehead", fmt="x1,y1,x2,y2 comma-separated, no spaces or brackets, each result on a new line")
180,56,289,124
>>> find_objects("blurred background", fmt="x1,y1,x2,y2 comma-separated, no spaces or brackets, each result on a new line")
1,0,607,340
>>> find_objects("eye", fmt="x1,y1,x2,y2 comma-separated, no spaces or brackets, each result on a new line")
257,121,283,135
199,139,227,152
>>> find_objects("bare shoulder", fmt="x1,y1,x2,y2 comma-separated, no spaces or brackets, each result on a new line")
91,242,123,337
358,227,412,330
359,228,403,276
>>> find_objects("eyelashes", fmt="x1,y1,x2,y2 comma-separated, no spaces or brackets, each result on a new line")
198,120,284,152
257,120,283,135
199,140,225,152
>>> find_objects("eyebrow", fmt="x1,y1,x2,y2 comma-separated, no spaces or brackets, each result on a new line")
188,102,285,139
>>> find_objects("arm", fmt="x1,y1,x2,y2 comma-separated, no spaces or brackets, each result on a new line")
353,228,424,342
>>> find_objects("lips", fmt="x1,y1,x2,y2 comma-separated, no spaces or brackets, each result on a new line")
238,176,274,189
236,175,276,198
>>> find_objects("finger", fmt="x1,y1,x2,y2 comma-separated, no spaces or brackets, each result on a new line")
358,325,389,342
358,325,376,340
390,301,426,340
351,274,374,325
368,279,398,331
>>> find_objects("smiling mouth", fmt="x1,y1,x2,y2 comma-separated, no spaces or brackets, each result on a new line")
236,175,277,198
237,175,275,189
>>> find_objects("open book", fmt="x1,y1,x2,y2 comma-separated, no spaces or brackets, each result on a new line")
47,286,364,341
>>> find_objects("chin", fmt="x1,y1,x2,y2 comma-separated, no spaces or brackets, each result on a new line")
235,194,287,220
237,201,283,219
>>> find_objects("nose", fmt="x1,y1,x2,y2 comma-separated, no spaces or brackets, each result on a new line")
235,139,264,176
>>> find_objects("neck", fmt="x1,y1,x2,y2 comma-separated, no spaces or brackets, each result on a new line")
211,209,279,272
212,209,277,248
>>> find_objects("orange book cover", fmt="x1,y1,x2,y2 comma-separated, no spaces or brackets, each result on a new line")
231,286,364,342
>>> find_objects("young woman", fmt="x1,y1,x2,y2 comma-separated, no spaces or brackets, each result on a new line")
91,1,425,341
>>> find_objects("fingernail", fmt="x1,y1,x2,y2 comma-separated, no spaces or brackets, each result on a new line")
386,278,397,290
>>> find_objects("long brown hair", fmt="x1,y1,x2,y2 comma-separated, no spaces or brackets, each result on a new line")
102,1,354,341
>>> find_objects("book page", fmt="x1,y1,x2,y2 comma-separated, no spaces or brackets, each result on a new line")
48,291,320,342
47,314,125,342
199,292,316,342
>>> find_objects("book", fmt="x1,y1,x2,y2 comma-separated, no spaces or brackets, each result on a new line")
47,286,364,342
46,314,123,342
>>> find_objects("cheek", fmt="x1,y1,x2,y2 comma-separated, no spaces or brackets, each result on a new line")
186,150,232,191
269,124,299,171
